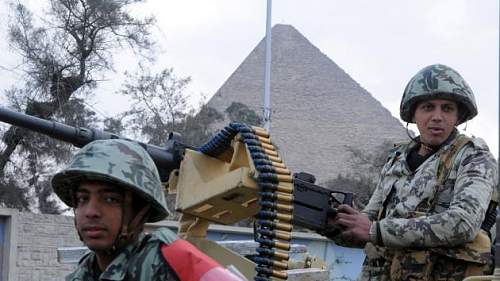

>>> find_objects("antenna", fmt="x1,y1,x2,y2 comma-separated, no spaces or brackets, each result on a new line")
262,0,272,132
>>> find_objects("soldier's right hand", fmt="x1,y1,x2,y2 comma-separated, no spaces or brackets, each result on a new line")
331,204,372,248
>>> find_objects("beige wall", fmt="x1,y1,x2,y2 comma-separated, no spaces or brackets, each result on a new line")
0,208,344,281
0,208,81,281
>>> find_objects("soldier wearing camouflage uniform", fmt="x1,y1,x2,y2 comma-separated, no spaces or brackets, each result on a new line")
51,139,180,280
330,64,498,280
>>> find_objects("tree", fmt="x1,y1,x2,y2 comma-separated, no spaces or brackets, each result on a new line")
119,68,224,221
177,105,224,147
119,68,191,145
323,141,393,208
225,102,262,126
0,0,157,212
119,68,224,147
0,167,31,210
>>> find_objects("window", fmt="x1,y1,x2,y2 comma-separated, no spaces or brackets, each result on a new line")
0,209,17,281
0,217,4,281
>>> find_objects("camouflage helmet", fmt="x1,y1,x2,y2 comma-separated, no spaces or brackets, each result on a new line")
400,64,477,124
51,139,169,222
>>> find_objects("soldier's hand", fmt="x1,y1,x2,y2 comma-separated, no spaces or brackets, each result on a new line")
332,204,371,248
324,207,343,240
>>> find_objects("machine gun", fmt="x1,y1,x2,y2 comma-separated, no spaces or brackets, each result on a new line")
0,106,353,281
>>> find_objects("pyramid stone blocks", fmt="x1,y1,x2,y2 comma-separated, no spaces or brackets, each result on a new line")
207,24,407,182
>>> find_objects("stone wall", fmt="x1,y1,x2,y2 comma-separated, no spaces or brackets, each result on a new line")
1,209,81,281
1,208,362,281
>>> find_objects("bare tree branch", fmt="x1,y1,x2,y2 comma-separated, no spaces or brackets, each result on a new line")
1,0,157,212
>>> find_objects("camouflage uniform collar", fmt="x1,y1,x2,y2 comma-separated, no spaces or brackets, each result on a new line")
70,233,147,281
404,129,460,172
97,229,176,280
65,228,179,281
98,233,146,280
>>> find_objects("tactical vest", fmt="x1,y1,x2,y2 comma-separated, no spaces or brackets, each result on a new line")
426,135,496,264
376,134,496,280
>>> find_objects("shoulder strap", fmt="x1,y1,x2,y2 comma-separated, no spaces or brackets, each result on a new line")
436,134,472,186
424,135,471,212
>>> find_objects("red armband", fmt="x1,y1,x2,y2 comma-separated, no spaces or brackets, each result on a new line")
161,239,244,281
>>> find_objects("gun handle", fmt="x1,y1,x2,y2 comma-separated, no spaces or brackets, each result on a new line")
343,193,354,206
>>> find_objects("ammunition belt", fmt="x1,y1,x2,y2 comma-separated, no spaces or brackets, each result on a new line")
200,123,293,281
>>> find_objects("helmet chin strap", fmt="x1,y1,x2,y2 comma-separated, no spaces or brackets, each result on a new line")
406,122,419,144
70,188,85,243
405,122,439,154
113,190,152,252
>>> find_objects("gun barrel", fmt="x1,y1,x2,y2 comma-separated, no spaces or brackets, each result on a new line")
0,106,178,181
0,105,113,147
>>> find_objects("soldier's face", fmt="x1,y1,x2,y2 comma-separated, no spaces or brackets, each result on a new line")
74,181,124,252
413,99,458,146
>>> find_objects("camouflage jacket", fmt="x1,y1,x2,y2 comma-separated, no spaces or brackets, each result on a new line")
358,133,497,280
66,227,180,281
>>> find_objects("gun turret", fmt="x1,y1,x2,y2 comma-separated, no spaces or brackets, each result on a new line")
0,106,348,280
0,106,184,182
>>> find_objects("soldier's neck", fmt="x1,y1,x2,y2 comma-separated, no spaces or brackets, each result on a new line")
95,251,119,272
417,143,435,156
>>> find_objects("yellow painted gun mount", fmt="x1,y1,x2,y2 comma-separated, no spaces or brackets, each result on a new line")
169,127,294,236
173,138,260,228
168,125,300,281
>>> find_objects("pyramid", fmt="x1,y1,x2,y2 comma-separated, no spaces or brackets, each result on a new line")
207,24,407,183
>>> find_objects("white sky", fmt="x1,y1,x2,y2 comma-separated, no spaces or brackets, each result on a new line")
0,0,498,157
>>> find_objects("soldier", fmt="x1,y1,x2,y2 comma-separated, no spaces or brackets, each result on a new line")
329,64,498,280
51,139,242,281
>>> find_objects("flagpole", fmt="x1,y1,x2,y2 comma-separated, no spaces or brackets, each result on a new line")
263,0,272,132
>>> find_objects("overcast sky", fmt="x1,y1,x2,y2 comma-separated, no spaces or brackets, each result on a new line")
0,0,498,157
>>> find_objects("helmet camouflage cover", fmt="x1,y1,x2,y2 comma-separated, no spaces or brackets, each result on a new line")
400,64,477,124
51,139,169,222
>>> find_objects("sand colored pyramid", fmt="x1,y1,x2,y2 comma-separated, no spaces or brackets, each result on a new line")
207,24,407,182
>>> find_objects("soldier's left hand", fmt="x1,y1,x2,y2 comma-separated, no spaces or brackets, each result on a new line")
333,204,372,247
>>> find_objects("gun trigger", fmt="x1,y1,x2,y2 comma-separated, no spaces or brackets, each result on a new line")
327,207,338,218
